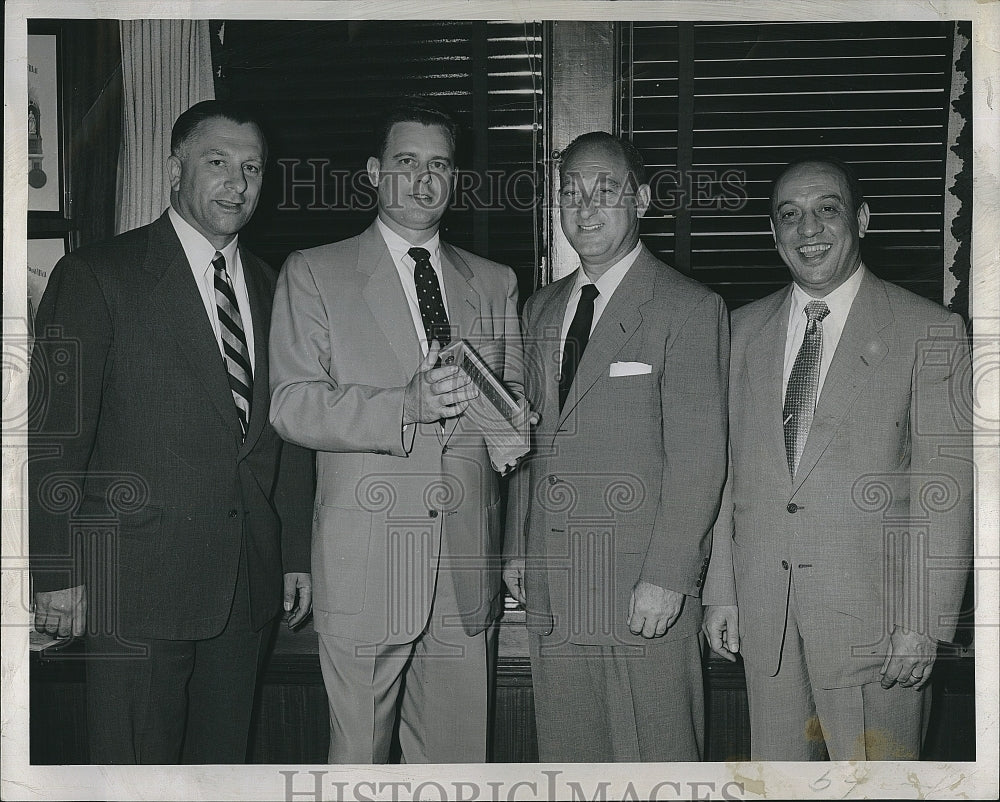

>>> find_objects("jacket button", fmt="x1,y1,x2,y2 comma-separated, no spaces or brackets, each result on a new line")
781,560,789,570
229,509,239,518
786,503,799,514
429,509,438,518
695,579,702,588
548,475,558,485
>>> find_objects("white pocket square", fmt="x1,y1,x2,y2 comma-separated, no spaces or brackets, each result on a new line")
609,361,652,377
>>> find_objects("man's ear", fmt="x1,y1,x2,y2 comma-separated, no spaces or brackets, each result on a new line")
167,154,182,192
857,201,870,239
366,156,381,187
636,183,652,218
768,217,777,244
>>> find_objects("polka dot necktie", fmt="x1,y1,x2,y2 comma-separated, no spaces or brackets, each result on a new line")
212,251,252,438
408,246,452,348
782,299,830,477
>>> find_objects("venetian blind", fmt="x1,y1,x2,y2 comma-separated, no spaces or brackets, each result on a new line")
620,21,956,308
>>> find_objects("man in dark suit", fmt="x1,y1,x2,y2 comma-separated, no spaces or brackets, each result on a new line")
29,100,313,764
702,157,973,760
503,132,729,761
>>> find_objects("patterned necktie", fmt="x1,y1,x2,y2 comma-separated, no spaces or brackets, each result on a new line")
783,299,830,476
212,251,253,437
559,283,600,411
409,246,451,348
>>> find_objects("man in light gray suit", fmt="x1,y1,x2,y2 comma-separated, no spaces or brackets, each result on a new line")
504,132,729,761
269,98,524,763
702,156,973,760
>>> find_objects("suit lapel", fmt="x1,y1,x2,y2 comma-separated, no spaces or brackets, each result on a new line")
359,224,422,382
534,276,576,438
792,271,891,492
557,251,651,427
440,244,481,442
745,287,794,477
144,214,243,440
239,248,272,456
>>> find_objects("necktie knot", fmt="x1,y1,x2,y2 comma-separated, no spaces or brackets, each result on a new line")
408,246,431,265
212,251,227,276
580,283,600,303
804,299,830,324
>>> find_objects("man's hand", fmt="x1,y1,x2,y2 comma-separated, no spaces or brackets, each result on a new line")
503,558,526,606
880,625,938,690
402,341,479,425
283,572,312,629
33,585,86,639
702,604,740,662
491,405,540,476
627,580,684,638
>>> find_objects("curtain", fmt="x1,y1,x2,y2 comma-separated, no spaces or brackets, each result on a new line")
115,20,215,234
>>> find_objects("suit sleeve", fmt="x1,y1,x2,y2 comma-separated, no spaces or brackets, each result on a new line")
272,439,314,574
502,290,536,563
268,250,412,455
640,292,730,595
904,312,973,643
702,440,738,606
29,253,113,593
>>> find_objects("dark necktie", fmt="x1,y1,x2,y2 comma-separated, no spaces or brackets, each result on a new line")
559,283,600,411
212,251,253,437
408,246,451,348
782,299,830,476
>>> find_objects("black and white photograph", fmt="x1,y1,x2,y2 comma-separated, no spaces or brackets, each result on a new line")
3,1,997,800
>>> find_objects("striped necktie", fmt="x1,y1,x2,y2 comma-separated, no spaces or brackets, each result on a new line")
782,299,830,476
212,251,252,437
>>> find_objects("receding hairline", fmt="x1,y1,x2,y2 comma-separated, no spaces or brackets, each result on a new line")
559,140,642,185
171,114,267,158
771,158,862,216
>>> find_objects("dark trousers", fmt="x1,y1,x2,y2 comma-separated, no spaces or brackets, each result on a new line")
84,547,273,764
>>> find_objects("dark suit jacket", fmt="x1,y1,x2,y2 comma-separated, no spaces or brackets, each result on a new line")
505,246,729,646
704,269,973,689
29,212,312,640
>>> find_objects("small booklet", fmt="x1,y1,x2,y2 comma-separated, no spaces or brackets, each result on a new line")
439,339,530,467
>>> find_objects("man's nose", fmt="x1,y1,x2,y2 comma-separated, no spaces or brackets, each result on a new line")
225,168,247,193
798,210,822,237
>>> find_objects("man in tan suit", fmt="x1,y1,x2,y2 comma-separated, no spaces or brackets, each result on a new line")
702,157,973,760
504,132,729,761
269,98,524,762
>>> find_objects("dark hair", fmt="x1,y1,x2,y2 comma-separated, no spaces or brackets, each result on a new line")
559,131,647,187
373,97,459,162
170,100,268,160
770,155,865,218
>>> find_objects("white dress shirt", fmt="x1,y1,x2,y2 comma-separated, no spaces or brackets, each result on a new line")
560,242,643,359
168,207,256,372
377,217,449,356
781,263,866,401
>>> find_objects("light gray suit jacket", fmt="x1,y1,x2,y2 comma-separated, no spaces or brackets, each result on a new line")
505,246,729,646
703,269,973,689
269,222,524,644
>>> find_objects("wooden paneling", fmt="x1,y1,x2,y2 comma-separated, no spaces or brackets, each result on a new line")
29,622,975,764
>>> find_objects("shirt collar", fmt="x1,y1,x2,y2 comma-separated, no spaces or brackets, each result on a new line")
574,241,643,297
790,262,867,322
168,206,240,277
377,217,441,270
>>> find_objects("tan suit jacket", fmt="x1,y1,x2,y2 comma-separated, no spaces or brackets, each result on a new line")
269,223,523,644
506,246,729,646
704,269,973,689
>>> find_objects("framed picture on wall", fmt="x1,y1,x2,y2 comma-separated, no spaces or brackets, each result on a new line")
27,29,65,215
27,235,67,329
